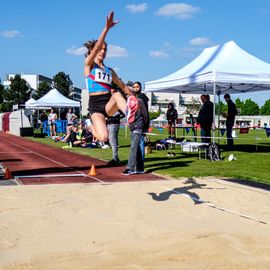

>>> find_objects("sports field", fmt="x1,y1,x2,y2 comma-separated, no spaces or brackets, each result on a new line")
31,127,270,185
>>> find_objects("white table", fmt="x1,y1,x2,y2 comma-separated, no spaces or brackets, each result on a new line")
167,140,209,159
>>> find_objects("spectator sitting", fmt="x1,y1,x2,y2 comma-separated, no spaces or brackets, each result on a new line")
72,123,85,147
60,125,74,143
84,113,92,130
81,124,94,147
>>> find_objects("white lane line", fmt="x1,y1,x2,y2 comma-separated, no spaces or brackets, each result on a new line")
0,152,32,154
1,138,105,184
165,187,267,225
15,174,85,178
202,177,269,195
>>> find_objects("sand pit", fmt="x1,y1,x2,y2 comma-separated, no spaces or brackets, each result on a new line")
0,177,270,269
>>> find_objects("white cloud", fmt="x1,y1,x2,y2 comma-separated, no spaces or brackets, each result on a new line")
189,37,213,46
66,44,128,58
66,46,87,55
149,50,169,59
149,42,172,58
107,45,128,58
126,3,148,13
1,30,23,38
156,3,200,19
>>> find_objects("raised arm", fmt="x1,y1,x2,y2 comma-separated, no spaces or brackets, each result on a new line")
111,69,134,96
84,11,119,72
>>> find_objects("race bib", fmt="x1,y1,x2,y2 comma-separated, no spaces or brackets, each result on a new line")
94,68,112,84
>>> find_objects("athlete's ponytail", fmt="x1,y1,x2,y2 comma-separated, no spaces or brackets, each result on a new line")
84,40,107,57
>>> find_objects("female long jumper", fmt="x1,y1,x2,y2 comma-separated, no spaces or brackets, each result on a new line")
84,11,137,142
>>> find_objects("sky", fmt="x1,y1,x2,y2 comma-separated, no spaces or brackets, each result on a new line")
1,0,270,106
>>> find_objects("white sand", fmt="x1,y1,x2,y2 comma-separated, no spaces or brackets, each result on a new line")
0,177,270,270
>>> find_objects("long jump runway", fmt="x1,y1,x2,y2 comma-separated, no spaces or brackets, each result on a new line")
0,132,164,185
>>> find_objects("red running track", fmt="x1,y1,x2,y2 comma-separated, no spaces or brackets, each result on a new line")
0,132,164,185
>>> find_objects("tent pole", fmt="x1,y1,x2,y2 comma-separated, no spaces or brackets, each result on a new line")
213,70,216,144
217,89,221,145
21,109,23,129
80,101,82,122
218,91,221,146
37,108,40,132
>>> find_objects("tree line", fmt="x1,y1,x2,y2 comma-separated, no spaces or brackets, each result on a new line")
0,72,73,112
216,97,270,115
1,74,270,115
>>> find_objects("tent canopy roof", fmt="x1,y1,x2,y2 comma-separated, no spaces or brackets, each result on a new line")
25,98,37,109
145,41,270,95
32,88,80,108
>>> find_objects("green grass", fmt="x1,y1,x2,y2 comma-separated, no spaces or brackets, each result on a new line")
28,127,270,186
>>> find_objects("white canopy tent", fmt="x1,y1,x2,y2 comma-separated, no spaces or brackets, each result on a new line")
25,98,37,109
31,88,80,108
145,41,270,141
152,114,168,127
29,88,81,128
25,98,50,110
145,40,270,96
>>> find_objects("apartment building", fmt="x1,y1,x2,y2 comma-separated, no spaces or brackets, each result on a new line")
145,91,202,115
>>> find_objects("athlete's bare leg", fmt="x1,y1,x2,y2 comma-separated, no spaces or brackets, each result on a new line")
105,92,126,116
90,113,108,142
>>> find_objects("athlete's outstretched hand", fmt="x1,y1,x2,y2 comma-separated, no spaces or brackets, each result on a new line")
106,11,119,30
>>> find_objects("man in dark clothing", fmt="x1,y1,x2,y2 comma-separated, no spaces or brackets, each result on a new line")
40,111,48,122
223,93,237,150
166,103,178,138
39,110,48,131
197,94,213,143
106,110,125,166
60,108,67,120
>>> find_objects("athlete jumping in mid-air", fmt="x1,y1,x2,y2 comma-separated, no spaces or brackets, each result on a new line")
84,11,137,142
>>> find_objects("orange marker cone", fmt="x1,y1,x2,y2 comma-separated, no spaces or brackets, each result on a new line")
88,165,97,176
3,167,12,180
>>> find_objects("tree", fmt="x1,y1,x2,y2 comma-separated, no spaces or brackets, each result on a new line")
52,71,73,97
126,80,133,87
5,75,31,111
0,83,6,112
235,98,244,115
215,101,227,115
149,110,161,120
241,98,260,115
186,97,201,114
33,81,51,100
260,99,270,115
